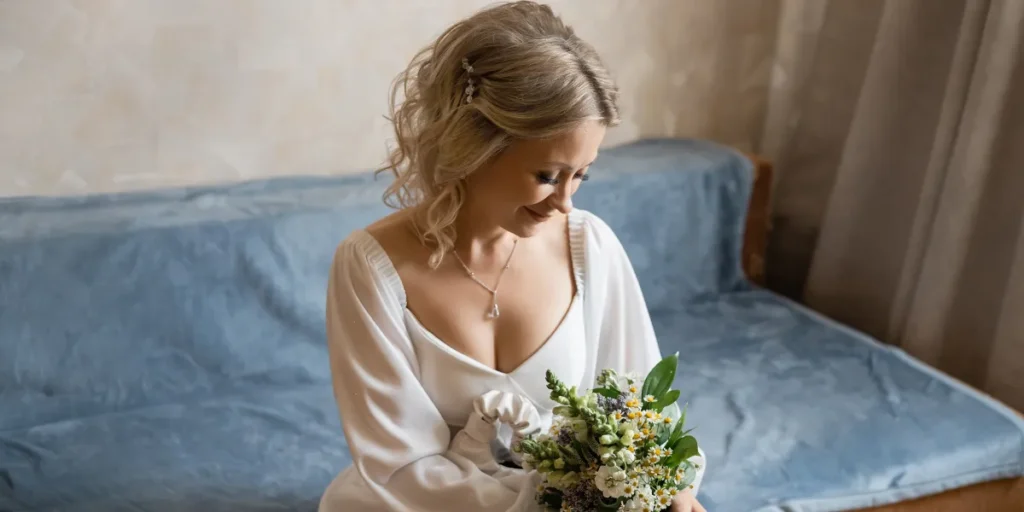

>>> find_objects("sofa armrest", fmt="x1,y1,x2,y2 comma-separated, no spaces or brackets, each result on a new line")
740,153,773,286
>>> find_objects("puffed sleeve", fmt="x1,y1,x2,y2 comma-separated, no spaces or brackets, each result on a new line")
325,234,537,511
580,211,663,377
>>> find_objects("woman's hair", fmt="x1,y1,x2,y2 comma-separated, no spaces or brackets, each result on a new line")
378,0,621,268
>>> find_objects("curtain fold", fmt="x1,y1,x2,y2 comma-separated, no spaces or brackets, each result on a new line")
763,0,1024,410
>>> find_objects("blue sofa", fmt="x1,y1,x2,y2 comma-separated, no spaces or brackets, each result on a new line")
1,139,1022,512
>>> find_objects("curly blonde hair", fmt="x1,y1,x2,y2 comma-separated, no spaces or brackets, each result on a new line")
379,1,621,268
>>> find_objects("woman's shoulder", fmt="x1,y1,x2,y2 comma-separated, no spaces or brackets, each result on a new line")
335,211,413,264
571,208,624,252
331,214,403,286
330,210,419,307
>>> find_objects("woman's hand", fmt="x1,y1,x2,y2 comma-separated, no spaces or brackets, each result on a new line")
670,489,706,512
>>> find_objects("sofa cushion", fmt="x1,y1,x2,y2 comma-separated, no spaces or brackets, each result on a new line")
653,289,1024,511
0,384,348,512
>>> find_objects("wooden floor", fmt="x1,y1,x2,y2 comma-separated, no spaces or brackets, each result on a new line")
854,476,1024,512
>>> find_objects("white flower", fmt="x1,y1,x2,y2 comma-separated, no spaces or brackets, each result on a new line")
619,449,636,464
619,484,657,511
594,465,631,498
619,497,645,512
616,372,642,389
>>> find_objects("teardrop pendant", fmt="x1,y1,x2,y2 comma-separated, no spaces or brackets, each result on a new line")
487,302,500,319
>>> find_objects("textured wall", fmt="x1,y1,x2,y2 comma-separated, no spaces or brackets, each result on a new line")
0,0,779,197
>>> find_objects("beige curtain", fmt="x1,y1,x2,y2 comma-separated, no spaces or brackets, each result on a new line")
762,0,1024,411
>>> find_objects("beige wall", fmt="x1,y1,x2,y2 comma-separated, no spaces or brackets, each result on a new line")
0,0,779,197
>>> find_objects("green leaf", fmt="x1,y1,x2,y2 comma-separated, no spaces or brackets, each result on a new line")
666,414,685,447
677,460,698,488
541,489,563,508
664,435,699,468
571,438,594,465
592,387,621,399
650,389,680,412
678,435,700,460
641,353,678,402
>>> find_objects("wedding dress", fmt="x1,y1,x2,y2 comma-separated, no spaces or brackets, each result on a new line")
319,209,705,511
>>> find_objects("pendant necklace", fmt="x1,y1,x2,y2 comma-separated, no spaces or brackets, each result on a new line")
451,238,518,319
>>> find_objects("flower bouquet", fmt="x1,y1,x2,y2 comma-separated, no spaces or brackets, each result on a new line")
513,353,701,512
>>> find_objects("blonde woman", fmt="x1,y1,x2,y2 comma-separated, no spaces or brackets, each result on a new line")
320,2,706,511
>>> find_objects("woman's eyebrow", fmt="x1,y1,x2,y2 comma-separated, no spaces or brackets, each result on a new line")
539,158,597,170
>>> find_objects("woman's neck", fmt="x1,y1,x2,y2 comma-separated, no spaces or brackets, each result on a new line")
452,204,515,259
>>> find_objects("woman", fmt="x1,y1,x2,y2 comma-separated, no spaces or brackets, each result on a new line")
320,2,706,511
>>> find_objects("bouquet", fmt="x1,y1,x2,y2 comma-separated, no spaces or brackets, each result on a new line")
513,353,701,512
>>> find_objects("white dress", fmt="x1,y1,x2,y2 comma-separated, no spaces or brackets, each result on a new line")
319,209,705,511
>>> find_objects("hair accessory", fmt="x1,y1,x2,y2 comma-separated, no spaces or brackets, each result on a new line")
462,58,476,104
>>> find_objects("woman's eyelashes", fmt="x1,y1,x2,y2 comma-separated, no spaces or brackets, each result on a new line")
535,170,590,185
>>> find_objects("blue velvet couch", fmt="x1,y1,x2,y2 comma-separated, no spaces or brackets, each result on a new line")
1,139,1022,512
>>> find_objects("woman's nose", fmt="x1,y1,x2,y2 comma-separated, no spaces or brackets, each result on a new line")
550,182,574,214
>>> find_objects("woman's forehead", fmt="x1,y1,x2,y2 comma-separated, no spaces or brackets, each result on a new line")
508,122,606,167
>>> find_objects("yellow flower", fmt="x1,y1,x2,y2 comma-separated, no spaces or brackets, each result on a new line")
644,395,656,403
629,385,637,393
626,398,640,409
663,417,672,424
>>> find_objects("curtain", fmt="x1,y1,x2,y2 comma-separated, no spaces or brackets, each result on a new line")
761,0,1024,411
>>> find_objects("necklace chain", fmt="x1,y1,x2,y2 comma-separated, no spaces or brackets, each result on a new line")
452,238,518,319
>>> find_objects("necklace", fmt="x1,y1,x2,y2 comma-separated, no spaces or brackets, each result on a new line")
451,238,518,319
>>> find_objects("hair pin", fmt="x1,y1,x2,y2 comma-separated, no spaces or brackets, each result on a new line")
462,58,476,103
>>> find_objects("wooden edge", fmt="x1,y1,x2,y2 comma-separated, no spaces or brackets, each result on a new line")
853,477,1024,512
739,152,773,286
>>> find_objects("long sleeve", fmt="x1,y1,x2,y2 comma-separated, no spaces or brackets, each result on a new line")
579,212,708,498
324,235,536,511
580,212,663,378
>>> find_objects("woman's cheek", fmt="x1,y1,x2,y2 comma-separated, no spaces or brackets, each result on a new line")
517,180,550,205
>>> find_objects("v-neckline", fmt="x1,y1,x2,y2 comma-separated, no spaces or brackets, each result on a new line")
357,209,586,378
403,294,581,377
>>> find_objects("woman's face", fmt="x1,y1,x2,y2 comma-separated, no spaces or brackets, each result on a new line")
464,120,607,238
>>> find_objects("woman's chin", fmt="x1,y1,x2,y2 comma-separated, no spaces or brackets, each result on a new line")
507,209,553,237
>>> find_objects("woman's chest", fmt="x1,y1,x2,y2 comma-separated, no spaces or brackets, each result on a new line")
401,256,576,374
406,305,588,428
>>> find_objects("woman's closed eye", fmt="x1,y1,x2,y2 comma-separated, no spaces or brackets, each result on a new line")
535,170,590,185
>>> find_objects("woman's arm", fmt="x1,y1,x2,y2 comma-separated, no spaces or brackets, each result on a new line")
582,212,663,376
581,212,708,499
326,237,532,511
